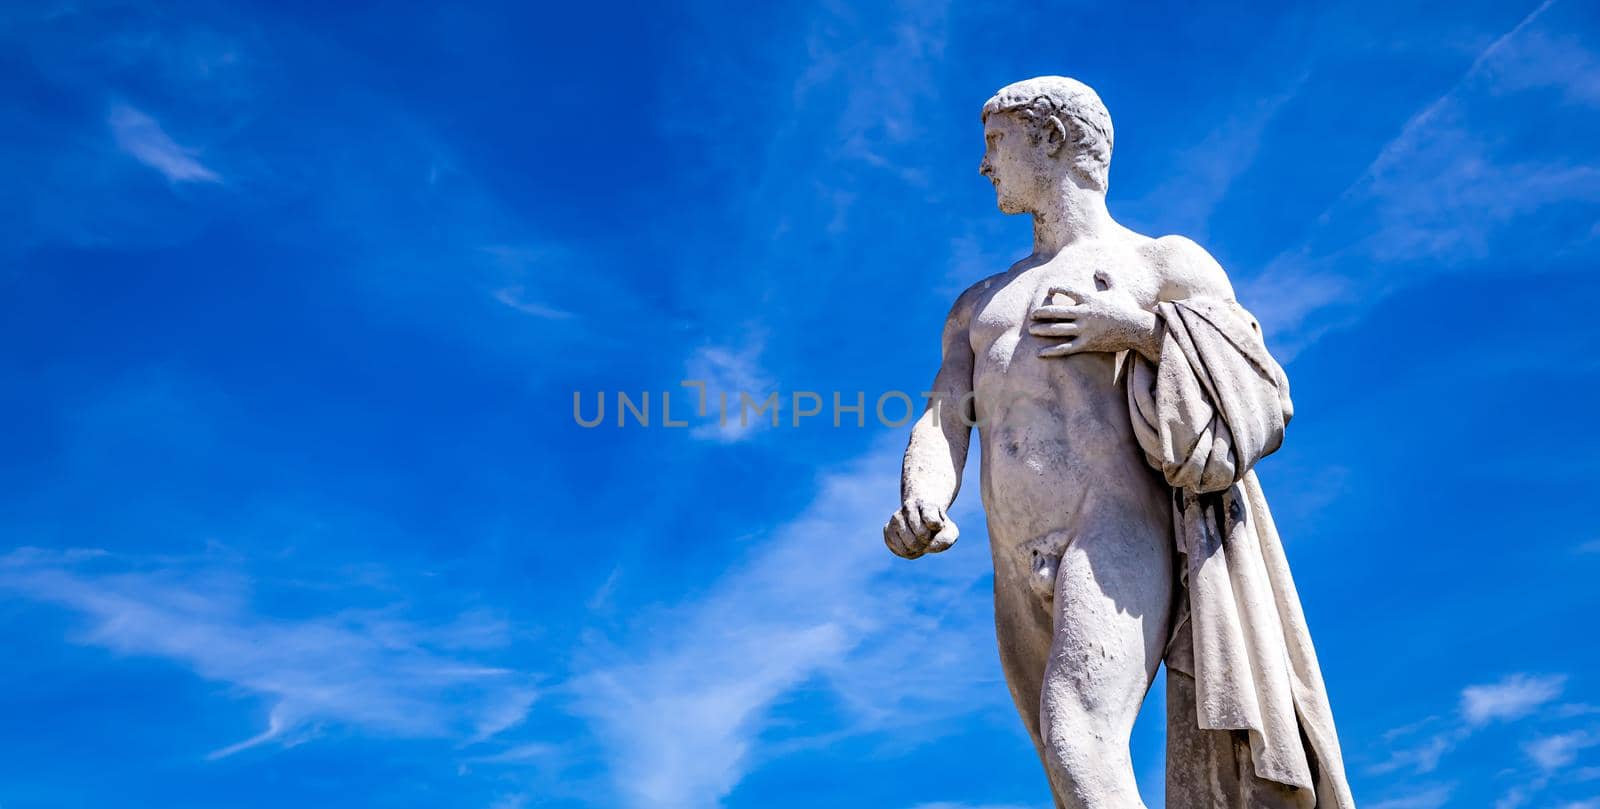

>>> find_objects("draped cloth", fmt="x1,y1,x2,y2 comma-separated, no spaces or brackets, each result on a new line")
1125,298,1355,809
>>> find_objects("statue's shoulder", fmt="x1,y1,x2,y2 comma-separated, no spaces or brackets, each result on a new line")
1140,234,1235,301
947,268,1012,327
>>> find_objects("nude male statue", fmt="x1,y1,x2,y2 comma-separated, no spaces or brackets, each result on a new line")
883,77,1354,809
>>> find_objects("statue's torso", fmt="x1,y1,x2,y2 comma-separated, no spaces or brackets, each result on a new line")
965,236,1172,550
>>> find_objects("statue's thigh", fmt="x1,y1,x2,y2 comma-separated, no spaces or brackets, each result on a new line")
993,569,1056,741
1044,524,1172,726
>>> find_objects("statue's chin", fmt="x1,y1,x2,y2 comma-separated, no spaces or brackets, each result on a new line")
997,199,1024,215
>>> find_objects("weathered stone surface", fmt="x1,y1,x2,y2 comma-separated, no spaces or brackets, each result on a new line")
883,76,1354,809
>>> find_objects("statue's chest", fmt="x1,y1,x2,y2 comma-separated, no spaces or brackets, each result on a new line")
969,254,1158,366
968,273,1061,369
971,265,1097,343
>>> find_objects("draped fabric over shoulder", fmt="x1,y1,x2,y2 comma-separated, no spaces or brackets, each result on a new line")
1126,298,1356,809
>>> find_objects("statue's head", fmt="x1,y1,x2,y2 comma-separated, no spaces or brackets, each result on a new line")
979,76,1114,215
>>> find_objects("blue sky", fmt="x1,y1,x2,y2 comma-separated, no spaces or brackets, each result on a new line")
1,1,1598,807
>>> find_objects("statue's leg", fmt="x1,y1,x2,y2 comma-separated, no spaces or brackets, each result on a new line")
1038,523,1172,809
992,554,1065,809
1166,666,1239,807
1167,664,1314,809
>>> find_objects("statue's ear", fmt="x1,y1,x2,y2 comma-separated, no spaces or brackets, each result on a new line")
1044,115,1069,157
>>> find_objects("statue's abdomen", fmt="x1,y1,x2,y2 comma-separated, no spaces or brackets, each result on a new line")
976,351,1170,549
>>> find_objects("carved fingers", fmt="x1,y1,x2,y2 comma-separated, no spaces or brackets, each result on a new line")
1029,319,1081,337
1029,319,1082,356
1036,341,1085,358
1040,285,1084,306
1030,287,1090,357
884,500,959,559
1030,284,1149,357
883,508,920,558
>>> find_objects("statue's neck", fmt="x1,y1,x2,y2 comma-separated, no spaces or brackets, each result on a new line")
1031,186,1113,259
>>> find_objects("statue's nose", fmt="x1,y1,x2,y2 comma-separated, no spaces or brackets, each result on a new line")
978,157,992,177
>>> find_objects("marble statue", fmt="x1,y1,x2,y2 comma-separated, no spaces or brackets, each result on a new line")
883,76,1355,809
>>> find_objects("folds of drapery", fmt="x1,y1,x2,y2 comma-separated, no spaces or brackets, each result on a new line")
1126,297,1355,809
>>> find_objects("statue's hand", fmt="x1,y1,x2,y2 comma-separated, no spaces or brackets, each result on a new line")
883,499,959,559
1029,285,1158,359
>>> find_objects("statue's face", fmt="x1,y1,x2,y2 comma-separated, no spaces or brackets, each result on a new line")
979,112,1047,215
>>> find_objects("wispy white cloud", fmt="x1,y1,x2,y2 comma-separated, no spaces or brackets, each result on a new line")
1491,726,1600,809
795,0,949,184
652,0,959,409
1370,672,1572,785
1526,730,1600,771
1373,671,1600,809
685,338,776,443
488,793,532,809
575,621,848,807
1478,722,1593,809
1381,715,1442,742
108,104,221,184
1498,785,1532,809
566,6,1107,801
0,547,537,758
1366,785,1454,809
1121,73,1308,242
1367,731,1456,775
481,245,581,320
569,441,996,807
469,742,560,764
493,286,575,320
1241,0,1600,354
1463,674,1567,725
566,11,1004,801
11,5,612,361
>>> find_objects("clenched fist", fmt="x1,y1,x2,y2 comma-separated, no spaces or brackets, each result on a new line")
883,499,959,559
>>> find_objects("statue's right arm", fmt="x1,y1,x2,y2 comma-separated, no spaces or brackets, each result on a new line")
902,306,974,507
885,294,976,559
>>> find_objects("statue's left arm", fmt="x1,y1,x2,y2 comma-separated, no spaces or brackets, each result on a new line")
1136,239,1357,808
1130,235,1293,493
